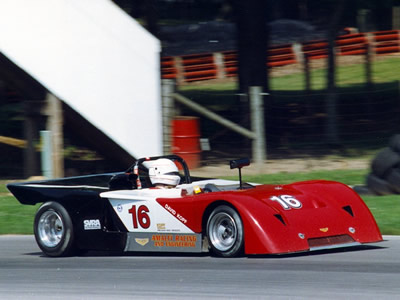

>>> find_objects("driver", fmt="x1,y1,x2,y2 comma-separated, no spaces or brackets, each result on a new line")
147,158,180,189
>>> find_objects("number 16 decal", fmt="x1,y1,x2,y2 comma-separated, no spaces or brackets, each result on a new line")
129,205,151,229
270,195,302,210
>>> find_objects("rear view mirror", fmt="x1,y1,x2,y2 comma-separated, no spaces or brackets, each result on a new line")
229,158,250,190
229,158,250,169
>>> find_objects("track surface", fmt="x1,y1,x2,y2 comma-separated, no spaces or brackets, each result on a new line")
0,235,399,299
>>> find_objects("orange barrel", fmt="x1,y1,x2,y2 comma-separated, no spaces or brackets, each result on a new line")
171,116,201,169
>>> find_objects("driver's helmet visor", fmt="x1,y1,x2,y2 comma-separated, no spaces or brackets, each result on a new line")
164,171,180,176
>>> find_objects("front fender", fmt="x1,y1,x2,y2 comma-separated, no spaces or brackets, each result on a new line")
233,199,310,255
234,181,382,255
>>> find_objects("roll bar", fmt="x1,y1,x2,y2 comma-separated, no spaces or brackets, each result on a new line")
126,155,191,185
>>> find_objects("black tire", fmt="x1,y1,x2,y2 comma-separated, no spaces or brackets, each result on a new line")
371,147,400,178
389,134,400,153
34,201,76,257
386,168,400,194
206,205,244,257
366,173,394,196
352,185,373,196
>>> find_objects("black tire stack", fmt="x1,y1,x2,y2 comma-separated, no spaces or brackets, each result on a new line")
367,135,400,195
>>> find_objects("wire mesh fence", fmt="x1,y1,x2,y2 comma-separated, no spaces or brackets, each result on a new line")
1,57,400,177
175,80,400,165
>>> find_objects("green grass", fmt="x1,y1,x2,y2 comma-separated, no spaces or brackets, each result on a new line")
1,168,399,235
181,57,400,235
0,183,39,234
2,57,400,235
362,195,400,235
180,56,400,92
179,56,400,158
223,169,400,236
271,57,400,91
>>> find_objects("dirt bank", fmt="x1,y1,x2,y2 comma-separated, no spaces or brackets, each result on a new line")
191,157,370,177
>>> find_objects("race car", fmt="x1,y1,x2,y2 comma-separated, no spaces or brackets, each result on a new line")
7,155,382,257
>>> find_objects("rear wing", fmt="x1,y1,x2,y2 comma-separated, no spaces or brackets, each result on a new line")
7,173,115,205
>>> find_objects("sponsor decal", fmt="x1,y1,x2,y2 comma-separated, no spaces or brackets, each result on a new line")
320,227,329,233
157,223,166,231
164,204,188,224
151,234,197,248
135,238,149,246
129,205,151,229
193,185,202,194
83,219,101,230
270,195,302,210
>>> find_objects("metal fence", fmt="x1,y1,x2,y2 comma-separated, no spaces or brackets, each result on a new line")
162,79,400,167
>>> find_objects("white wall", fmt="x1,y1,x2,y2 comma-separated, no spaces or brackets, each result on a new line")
0,0,162,158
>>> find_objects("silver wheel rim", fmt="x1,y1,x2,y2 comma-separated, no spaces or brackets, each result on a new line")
38,210,63,248
208,212,237,252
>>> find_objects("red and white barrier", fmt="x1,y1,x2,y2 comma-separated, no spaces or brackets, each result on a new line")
162,30,400,84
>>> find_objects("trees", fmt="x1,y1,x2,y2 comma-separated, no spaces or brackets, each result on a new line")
232,0,269,94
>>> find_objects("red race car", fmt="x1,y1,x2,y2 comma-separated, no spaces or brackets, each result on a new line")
8,155,382,257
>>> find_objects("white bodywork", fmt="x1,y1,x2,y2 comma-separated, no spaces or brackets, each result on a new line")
101,188,194,233
100,179,241,233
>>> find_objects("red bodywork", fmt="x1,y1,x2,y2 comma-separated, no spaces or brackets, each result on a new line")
157,180,382,255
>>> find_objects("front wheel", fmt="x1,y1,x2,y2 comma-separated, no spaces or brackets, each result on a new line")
206,205,244,257
34,201,76,257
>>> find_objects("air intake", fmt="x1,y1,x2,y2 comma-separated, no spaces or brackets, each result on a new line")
274,214,286,225
308,234,355,248
342,205,354,217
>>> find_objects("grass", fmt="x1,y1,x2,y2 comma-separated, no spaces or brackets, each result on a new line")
1,168,399,235
362,195,400,235
180,57,400,92
224,169,400,236
0,183,38,234
2,56,400,235
175,56,398,235
178,56,400,160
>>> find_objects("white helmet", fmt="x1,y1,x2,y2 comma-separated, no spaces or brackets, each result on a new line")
147,158,180,187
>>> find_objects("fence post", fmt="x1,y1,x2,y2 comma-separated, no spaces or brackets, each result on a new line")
213,52,226,79
357,9,373,32
249,86,266,170
173,56,185,85
44,93,64,178
292,43,303,64
304,52,311,93
393,6,400,29
40,130,53,178
162,79,176,155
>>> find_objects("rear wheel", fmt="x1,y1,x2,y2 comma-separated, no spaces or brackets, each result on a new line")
34,202,76,257
206,205,244,257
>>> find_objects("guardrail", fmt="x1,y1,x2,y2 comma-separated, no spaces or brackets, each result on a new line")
161,30,400,84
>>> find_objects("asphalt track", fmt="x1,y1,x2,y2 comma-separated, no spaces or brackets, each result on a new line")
0,235,399,299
